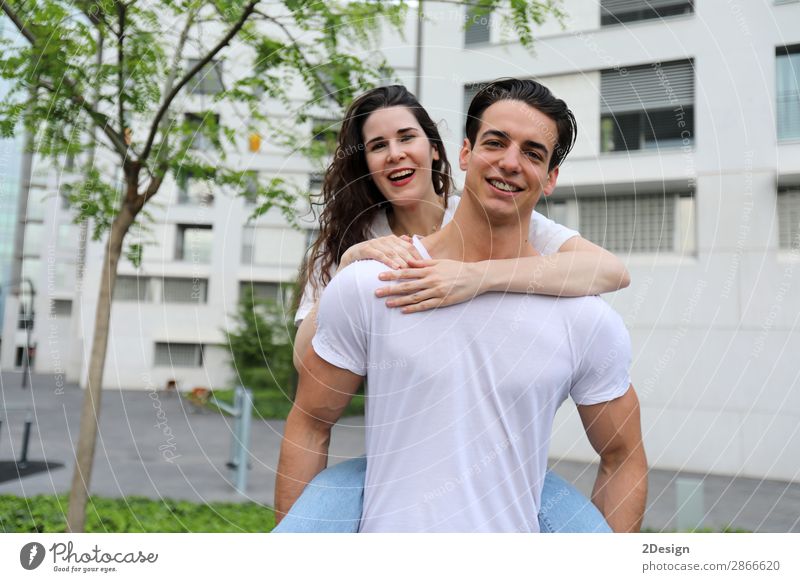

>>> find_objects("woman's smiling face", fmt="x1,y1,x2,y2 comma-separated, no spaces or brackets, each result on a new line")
362,106,440,207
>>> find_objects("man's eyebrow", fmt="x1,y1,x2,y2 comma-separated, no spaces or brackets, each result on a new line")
480,129,550,155
365,127,419,146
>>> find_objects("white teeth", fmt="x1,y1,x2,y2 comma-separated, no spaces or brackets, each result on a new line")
489,179,519,192
389,169,414,180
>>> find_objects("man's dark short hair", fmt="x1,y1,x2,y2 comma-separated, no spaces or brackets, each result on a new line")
465,78,577,171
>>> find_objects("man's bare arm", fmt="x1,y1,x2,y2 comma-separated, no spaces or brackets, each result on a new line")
274,345,363,524
292,302,318,371
577,385,648,532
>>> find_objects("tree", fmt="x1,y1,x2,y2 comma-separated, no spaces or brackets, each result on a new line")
224,286,296,398
0,0,565,532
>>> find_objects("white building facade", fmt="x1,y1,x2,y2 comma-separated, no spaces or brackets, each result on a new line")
409,0,800,483
2,1,799,483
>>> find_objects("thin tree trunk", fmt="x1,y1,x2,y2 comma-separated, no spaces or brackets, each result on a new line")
66,199,138,532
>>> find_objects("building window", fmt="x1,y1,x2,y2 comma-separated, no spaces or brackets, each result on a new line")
163,277,208,304
184,112,220,151
600,0,693,26
175,224,213,263
463,83,489,138
579,194,674,252
17,303,32,330
778,188,800,250
239,281,284,303
601,60,694,152
154,342,204,367
537,191,695,254
777,45,800,141
241,226,255,264
176,169,214,206
177,169,191,204
187,58,223,95
464,6,491,45
241,171,259,205
241,226,279,266
311,118,340,150
14,346,25,368
51,299,72,317
313,67,342,103
113,275,150,302
242,225,306,267
59,188,71,210
308,173,324,196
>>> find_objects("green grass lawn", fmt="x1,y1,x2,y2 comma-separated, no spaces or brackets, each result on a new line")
3,494,748,533
0,494,275,533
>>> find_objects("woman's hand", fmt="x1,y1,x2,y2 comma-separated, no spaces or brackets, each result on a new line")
338,235,423,272
375,259,489,313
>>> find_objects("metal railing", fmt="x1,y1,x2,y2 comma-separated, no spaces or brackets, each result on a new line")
0,405,35,468
210,386,254,495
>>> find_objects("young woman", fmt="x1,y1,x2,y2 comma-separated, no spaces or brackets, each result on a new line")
277,85,630,532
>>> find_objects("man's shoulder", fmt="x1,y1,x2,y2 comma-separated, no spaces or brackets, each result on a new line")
563,297,631,405
553,296,626,335
554,294,616,314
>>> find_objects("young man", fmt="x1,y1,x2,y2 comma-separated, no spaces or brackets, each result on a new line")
275,79,647,532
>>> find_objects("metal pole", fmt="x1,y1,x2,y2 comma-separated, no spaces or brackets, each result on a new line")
234,388,253,494
20,320,30,389
18,419,32,468
227,386,243,468
676,477,705,531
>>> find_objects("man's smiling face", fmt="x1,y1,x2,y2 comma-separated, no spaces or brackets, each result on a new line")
460,99,560,224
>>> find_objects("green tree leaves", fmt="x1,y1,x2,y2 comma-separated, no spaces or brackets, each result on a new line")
224,285,296,397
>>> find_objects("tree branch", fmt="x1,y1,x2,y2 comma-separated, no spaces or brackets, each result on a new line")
139,6,198,177
39,77,130,158
75,0,115,32
1,2,37,44
255,9,343,107
140,0,260,162
142,172,164,204
163,9,197,101
117,2,126,140
2,2,129,158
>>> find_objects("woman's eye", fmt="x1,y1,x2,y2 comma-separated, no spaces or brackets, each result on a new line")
400,135,415,142
371,142,385,151
525,151,542,161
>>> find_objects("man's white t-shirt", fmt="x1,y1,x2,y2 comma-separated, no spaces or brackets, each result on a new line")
311,237,631,533
295,195,579,324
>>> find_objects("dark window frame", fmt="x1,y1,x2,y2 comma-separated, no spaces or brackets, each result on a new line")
187,58,224,95
600,1,693,26
153,342,205,367
175,224,213,263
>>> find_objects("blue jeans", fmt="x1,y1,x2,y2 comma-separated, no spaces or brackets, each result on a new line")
273,456,612,533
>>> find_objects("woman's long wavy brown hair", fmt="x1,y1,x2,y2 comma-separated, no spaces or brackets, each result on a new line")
297,85,453,308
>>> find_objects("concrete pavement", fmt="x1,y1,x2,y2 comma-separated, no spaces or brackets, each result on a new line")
1,371,798,532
